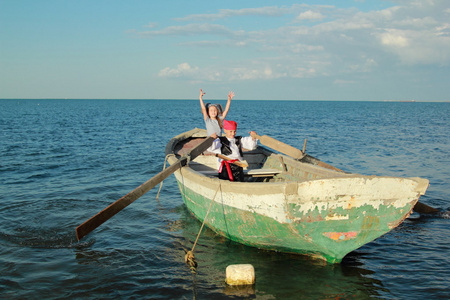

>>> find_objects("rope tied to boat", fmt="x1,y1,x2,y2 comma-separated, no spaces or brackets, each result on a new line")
155,152,220,273
185,183,221,273
156,154,176,200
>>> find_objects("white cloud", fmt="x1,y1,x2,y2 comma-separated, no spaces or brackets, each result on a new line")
290,67,319,78
392,16,438,28
138,23,239,38
229,66,286,80
296,10,325,21
146,1,450,84
174,6,291,21
158,63,199,78
144,22,158,28
435,24,450,37
377,28,450,65
347,58,378,73
334,79,356,85
158,63,225,81
380,30,410,47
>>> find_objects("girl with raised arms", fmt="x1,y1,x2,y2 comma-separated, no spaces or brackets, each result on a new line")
199,89,234,136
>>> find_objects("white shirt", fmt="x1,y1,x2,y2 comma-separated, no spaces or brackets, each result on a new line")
210,136,258,164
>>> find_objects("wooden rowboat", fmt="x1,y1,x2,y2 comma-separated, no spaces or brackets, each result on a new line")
166,128,429,263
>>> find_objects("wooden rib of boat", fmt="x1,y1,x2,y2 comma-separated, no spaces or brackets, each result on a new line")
165,128,429,263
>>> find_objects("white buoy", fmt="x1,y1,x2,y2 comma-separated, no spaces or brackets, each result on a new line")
225,264,255,285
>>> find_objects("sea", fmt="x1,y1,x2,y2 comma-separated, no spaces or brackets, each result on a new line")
0,99,449,299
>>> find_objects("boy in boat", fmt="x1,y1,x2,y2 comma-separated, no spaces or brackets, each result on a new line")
210,120,258,182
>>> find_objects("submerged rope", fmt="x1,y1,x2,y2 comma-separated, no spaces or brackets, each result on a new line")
185,183,221,273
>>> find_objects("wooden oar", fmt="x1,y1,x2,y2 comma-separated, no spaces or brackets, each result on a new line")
413,201,440,214
254,134,305,159
255,133,439,214
75,136,214,241
215,153,248,168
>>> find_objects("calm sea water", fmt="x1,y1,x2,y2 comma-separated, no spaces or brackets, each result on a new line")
0,99,449,299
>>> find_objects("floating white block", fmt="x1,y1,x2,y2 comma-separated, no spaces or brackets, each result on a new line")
225,264,255,285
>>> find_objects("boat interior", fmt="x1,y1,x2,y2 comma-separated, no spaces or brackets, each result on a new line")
175,137,347,183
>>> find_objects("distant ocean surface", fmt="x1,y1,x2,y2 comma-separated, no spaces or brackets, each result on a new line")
1,99,449,299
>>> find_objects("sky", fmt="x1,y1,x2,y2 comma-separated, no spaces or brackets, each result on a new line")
0,0,449,101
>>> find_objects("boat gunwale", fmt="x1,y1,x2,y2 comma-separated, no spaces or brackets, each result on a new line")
165,128,428,194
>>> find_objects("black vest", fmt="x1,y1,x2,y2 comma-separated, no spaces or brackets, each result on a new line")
218,136,243,157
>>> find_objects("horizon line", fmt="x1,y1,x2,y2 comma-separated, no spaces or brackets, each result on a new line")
1,98,449,103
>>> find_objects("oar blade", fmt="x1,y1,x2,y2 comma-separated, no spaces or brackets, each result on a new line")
256,134,304,159
75,136,214,240
75,162,182,240
413,201,440,214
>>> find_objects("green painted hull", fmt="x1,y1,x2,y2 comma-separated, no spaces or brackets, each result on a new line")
175,176,419,263
167,128,428,263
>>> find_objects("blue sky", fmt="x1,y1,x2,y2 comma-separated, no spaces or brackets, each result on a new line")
1,0,449,101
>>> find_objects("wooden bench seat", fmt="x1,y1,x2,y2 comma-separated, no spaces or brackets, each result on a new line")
245,168,281,177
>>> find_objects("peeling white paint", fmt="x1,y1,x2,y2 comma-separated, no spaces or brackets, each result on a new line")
325,214,349,221
174,171,423,224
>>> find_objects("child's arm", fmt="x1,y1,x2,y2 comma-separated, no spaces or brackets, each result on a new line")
222,91,234,119
241,131,258,150
199,89,208,121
